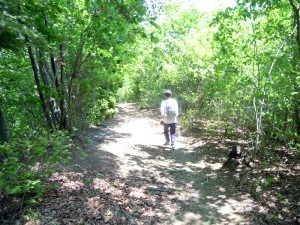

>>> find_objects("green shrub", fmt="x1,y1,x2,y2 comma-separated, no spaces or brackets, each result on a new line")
89,96,118,126
287,134,300,155
0,130,72,196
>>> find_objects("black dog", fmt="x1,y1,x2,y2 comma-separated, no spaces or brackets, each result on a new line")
228,145,242,160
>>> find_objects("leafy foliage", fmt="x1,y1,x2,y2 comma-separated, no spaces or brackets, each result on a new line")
0,0,146,200
1,1,300,223
0,130,71,196
120,0,300,151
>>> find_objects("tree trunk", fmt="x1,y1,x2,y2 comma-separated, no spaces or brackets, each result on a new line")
50,55,60,88
48,54,62,127
294,84,300,135
26,37,54,130
0,102,9,143
37,49,50,86
68,34,88,102
289,0,300,56
289,1,300,136
42,9,60,89
59,43,68,130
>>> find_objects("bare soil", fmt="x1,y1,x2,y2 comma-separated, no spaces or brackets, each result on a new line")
25,103,255,225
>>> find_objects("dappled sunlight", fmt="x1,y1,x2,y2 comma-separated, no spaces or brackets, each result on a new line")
50,172,85,192
186,160,223,170
85,197,107,217
172,212,203,225
128,187,147,199
93,178,110,190
91,103,253,223
1,0,298,223
29,104,254,224
60,180,85,191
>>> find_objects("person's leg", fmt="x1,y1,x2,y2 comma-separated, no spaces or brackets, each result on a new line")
164,123,170,145
170,123,176,148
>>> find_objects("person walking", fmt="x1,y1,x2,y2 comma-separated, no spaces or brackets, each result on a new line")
160,89,179,150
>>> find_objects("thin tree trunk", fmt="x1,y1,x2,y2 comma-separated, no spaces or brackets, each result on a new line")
284,107,290,142
289,0,300,56
37,49,50,86
42,8,61,128
68,34,88,102
42,9,60,89
59,43,68,130
26,37,54,130
0,102,9,143
294,84,300,135
289,0,300,136
48,54,62,127
50,55,60,88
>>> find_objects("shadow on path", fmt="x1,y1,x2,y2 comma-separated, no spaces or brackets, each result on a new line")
30,103,254,225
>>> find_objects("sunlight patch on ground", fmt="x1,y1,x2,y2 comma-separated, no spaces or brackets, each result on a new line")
206,197,254,223
28,104,255,225
186,160,223,170
172,212,202,225
88,104,254,224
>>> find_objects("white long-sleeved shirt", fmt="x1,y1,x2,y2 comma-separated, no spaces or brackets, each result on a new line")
160,98,179,124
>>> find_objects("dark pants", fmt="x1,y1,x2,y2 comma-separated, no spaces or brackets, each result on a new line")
164,123,176,145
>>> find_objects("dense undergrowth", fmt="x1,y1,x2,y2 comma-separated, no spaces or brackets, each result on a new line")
0,0,147,221
237,148,300,224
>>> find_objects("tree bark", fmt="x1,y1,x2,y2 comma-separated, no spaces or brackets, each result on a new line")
0,102,9,143
26,37,54,130
294,84,300,135
50,55,60,88
68,33,88,102
289,0,300,136
37,49,50,86
42,9,60,89
59,43,68,130
289,0,300,56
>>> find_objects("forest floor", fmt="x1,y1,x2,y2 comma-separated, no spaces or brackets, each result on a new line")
21,103,299,225
0,104,300,225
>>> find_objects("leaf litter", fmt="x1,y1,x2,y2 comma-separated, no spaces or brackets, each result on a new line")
17,103,279,225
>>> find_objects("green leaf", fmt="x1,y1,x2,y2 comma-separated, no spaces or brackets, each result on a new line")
150,33,159,43
150,20,161,31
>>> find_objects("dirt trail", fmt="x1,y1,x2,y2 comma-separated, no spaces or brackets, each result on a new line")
33,103,254,225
